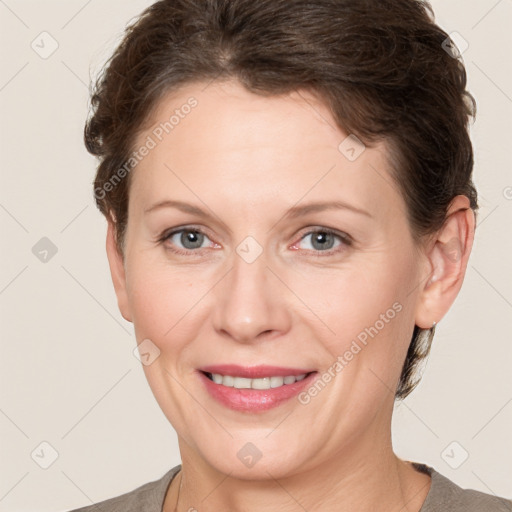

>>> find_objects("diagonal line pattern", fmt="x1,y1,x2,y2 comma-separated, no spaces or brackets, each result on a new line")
61,471,106,512
266,470,309,512
471,0,504,30
200,69,225,93
404,268,434,300
472,61,512,104
0,62,29,92
163,163,225,225
367,160,401,197
61,265,132,335
398,402,439,439
61,60,89,89
61,369,132,439
0,203,29,232
476,204,499,228
265,265,336,336
61,0,93,29
265,409,295,438
470,470,498,496
369,367,439,438
61,205,89,233
294,89,337,132
163,267,234,337
0,0,29,28
393,478,432,512
199,470,233,503
0,408,29,439
163,368,233,438
471,397,512,439
0,472,29,502
0,265,29,295
266,164,336,234
471,266,512,309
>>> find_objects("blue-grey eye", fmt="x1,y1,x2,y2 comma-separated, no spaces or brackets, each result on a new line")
299,230,343,251
170,229,209,250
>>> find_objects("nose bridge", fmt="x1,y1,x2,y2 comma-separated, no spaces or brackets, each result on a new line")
212,239,291,342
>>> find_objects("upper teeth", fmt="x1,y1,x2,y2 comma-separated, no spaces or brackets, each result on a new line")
210,373,307,389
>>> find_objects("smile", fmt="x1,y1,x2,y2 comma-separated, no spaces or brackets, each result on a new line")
197,365,318,412
204,372,309,389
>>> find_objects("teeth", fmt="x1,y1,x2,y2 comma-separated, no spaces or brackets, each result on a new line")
270,376,284,388
208,373,308,389
212,374,224,385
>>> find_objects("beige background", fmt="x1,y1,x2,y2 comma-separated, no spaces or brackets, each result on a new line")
0,1,511,510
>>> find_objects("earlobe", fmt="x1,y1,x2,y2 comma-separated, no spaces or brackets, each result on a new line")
105,219,133,323
414,196,475,329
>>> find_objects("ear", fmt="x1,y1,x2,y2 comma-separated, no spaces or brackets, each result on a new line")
414,195,475,329
105,218,132,323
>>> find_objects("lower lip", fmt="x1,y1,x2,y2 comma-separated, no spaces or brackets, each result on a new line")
198,371,318,412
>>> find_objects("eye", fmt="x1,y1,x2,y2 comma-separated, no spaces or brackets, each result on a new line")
292,228,352,255
157,225,352,257
159,227,218,255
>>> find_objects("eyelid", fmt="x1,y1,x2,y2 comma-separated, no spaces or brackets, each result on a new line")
158,225,209,241
296,226,352,242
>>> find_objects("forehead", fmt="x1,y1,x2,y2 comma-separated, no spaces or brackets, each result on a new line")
141,80,346,153
130,79,402,222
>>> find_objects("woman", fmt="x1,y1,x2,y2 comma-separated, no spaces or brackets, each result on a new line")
68,0,511,510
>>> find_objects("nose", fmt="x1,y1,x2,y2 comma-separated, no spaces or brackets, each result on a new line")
212,245,292,344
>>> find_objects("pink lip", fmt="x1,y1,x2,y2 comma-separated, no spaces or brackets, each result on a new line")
199,364,315,378
197,366,318,412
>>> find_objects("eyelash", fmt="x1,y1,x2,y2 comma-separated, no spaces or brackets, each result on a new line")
157,225,353,257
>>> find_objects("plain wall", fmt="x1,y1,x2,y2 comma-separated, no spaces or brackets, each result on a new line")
0,1,511,510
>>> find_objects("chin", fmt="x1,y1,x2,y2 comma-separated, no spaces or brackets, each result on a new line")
188,432,313,481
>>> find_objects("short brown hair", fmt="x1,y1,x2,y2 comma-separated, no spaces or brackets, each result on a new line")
84,0,478,400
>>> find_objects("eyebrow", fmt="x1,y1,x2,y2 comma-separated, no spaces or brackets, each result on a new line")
144,199,373,220
285,200,373,219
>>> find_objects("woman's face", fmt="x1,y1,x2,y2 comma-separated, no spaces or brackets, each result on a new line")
108,79,430,478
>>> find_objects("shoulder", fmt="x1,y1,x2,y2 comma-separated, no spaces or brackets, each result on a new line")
413,463,512,512
62,465,181,512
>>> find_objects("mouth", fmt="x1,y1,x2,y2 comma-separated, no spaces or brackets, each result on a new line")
197,365,318,412
201,371,314,389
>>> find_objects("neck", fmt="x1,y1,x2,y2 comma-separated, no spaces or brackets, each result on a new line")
167,430,431,512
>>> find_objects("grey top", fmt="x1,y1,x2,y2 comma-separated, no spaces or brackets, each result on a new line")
65,462,512,512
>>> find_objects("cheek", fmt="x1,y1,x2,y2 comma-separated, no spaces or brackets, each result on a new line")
124,253,223,375
300,257,414,378
125,257,193,343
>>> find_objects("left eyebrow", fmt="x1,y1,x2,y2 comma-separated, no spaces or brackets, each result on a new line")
284,200,373,220
144,199,211,217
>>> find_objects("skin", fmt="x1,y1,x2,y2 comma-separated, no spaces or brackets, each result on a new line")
105,79,475,511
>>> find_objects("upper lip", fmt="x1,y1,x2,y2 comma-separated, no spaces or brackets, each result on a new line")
199,364,316,379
